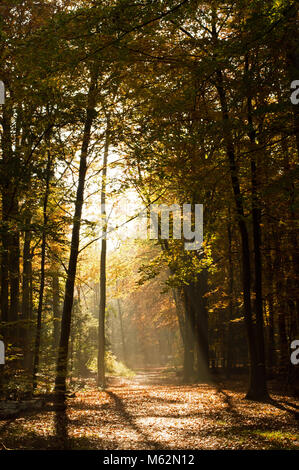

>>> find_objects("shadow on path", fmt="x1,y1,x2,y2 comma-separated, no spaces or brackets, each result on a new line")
268,400,299,422
216,382,298,422
216,385,240,418
106,390,166,450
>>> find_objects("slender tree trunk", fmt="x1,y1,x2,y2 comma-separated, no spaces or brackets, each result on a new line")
117,299,127,365
1,105,12,333
197,273,209,380
281,137,299,339
0,222,9,326
97,241,107,387
52,270,61,353
182,286,195,382
273,234,289,374
2,106,20,343
172,287,187,370
264,234,276,374
8,197,20,329
187,278,209,382
98,118,110,388
226,210,234,375
215,64,269,400
55,68,98,401
172,287,185,342
283,9,299,390
246,77,268,394
21,215,32,370
284,4,299,157
172,287,192,380
32,150,52,390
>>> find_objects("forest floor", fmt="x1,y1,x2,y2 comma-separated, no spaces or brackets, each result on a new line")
0,368,298,450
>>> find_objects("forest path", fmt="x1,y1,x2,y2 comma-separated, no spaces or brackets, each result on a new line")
0,368,298,450
108,366,181,387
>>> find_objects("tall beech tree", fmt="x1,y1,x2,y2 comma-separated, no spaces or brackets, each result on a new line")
55,65,99,400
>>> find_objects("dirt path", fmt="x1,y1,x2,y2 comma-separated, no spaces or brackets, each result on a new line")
0,369,298,450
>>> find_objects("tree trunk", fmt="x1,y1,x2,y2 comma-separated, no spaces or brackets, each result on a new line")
226,211,234,375
97,118,110,388
264,234,276,374
55,68,98,401
1,105,13,335
284,4,299,157
273,235,289,375
214,63,269,400
8,197,20,330
182,286,195,382
0,220,9,326
172,287,193,381
246,76,268,395
117,299,127,365
52,270,61,354
187,278,209,382
32,149,52,390
21,215,33,370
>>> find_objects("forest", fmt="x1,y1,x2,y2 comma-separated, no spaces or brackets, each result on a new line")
0,0,298,452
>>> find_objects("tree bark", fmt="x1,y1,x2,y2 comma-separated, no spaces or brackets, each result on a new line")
55,68,98,401
21,215,33,370
8,197,20,330
264,233,276,374
97,117,110,388
117,298,127,365
226,210,234,375
214,64,269,400
186,277,209,382
284,4,299,157
52,269,61,354
32,149,52,390
182,286,195,381
0,105,13,333
246,71,268,394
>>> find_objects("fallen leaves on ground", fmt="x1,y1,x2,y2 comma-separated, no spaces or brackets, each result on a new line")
0,369,298,450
